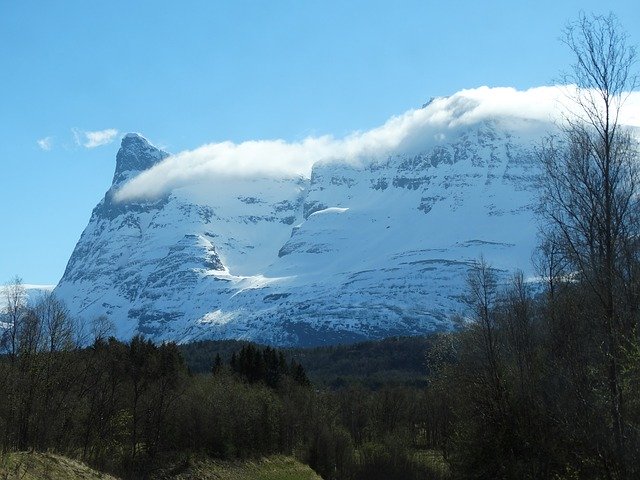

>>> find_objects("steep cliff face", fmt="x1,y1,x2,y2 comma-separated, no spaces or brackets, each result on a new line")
253,118,543,345
55,134,305,340
55,117,546,346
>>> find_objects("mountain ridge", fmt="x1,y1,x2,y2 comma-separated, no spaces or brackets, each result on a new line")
54,111,547,346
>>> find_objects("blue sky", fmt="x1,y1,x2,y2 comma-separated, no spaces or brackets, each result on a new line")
1,0,639,285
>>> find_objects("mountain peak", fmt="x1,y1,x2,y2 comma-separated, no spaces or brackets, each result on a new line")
122,132,149,143
113,134,169,186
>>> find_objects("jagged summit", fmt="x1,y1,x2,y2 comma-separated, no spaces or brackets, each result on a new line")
112,134,169,186
123,132,146,140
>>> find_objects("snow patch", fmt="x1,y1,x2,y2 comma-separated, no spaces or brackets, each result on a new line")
310,207,349,216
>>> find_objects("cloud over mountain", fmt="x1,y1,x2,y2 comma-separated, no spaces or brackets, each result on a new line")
114,86,640,202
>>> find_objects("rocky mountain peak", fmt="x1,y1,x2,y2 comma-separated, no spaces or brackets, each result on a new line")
112,134,169,186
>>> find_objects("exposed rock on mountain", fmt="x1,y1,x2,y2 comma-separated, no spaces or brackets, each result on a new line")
55,102,550,346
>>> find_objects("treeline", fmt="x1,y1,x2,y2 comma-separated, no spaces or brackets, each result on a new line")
287,335,431,388
0,297,317,477
0,311,189,474
180,336,432,388
179,339,256,373
424,264,640,478
226,344,310,387
9,266,640,479
0,291,447,480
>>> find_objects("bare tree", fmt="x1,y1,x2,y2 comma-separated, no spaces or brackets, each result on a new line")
90,315,115,343
2,276,26,361
36,292,73,353
19,307,45,357
540,12,638,476
467,257,500,376
466,257,507,415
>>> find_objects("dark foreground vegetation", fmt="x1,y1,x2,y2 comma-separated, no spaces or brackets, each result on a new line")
180,335,432,388
8,258,640,480
0,325,447,479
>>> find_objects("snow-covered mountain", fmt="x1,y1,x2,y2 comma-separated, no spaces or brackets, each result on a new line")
55,92,551,346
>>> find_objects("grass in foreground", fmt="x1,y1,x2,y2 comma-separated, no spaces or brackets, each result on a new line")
0,452,117,480
149,454,323,480
0,452,322,480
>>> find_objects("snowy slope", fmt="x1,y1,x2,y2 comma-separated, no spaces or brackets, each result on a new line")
55,107,550,346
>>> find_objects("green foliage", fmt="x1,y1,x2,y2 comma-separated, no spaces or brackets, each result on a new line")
226,344,309,388
178,340,259,374
179,335,433,388
290,336,432,388
428,268,640,479
16,276,640,479
0,330,452,479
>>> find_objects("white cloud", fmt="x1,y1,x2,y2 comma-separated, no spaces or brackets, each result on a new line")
73,128,119,148
114,85,640,202
37,136,53,151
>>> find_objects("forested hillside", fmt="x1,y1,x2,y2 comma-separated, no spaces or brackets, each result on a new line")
0,331,447,480
180,335,432,387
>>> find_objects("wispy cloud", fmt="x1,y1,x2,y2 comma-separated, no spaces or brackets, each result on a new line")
37,136,53,151
73,128,119,148
114,85,640,203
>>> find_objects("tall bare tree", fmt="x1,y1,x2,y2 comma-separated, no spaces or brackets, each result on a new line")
539,12,638,477
36,292,73,353
466,257,501,391
2,276,26,361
